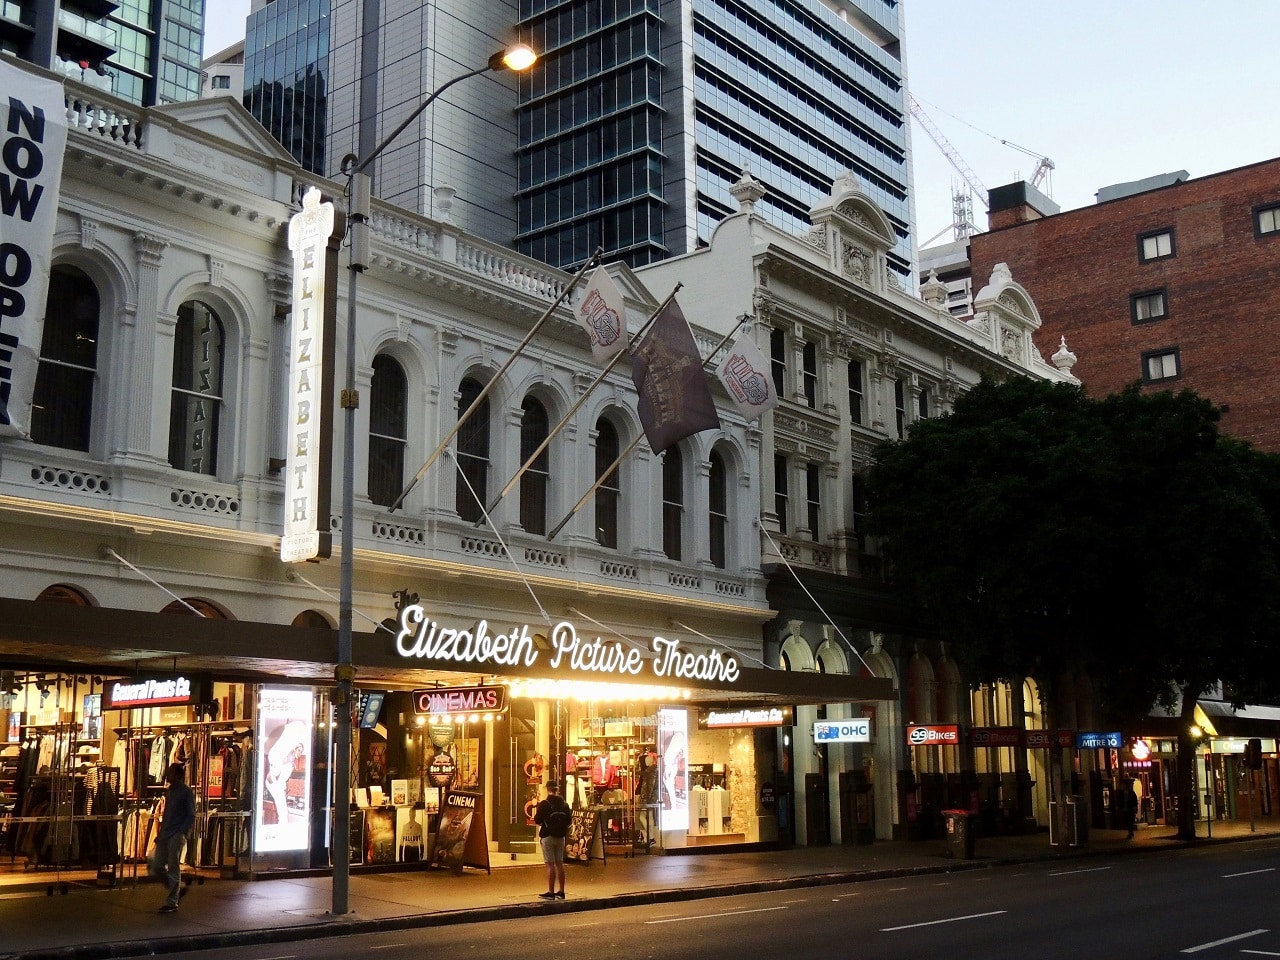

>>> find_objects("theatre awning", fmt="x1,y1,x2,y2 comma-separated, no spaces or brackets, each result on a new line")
0,597,893,707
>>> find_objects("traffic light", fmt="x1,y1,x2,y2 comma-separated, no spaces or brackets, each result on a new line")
1244,737,1263,770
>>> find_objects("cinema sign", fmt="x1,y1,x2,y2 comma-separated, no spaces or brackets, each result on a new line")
412,684,508,716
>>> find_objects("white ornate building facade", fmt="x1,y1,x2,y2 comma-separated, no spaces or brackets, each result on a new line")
0,62,1072,873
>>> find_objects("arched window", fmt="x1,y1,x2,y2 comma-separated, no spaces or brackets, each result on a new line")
168,300,225,475
594,418,620,548
661,446,683,560
455,377,490,522
368,355,407,508
519,396,549,535
708,449,728,568
32,266,100,451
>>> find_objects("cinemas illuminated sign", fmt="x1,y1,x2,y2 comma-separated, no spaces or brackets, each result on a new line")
280,187,340,563
413,684,508,716
907,723,960,745
394,606,741,685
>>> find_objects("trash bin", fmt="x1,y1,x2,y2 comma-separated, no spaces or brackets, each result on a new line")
941,809,975,859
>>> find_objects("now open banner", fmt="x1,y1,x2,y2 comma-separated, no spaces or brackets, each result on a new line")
1,61,67,437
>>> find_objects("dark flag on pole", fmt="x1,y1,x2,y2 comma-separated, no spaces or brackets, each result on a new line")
630,299,720,453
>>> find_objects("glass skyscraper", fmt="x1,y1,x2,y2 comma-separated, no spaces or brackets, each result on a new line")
515,0,913,279
239,0,913,278
0,0,206,106
243,0,330,174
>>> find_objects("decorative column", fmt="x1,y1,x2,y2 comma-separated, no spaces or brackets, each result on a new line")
120,232,169,463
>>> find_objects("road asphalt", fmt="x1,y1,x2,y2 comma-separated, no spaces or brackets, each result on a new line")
1,819,1277,960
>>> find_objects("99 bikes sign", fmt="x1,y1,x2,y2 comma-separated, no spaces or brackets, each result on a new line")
906,724,960,746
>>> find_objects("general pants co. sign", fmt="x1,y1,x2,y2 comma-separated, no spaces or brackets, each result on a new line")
0,62,67,438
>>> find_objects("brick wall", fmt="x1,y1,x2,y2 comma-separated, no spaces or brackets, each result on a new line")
970,158,1280,451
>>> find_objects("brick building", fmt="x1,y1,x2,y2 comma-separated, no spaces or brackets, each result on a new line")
968,159,1280,452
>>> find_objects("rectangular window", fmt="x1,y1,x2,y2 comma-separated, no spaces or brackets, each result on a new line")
848,359,864,425
917,387,930,419
1131,289,1168,323
1255,202,1280,236
802,341,817,409
770,328,786,399
894,379,906,439
805,464,821,541
850,474,868,553
774,454,789,534
1138,229,1174,261
1142,347,1181,383
211,74,231,89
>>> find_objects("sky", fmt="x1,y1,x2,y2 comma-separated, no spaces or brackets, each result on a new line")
202,0,1280,252
203,0,252,57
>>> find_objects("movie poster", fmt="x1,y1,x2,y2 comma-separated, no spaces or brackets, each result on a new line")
455,738,480,789
431,793,476,873
657,707,688,831
255,687,313,853
365,807,396,864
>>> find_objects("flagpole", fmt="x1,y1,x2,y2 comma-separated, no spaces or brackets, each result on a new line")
547,432,644,541
385,247,604,514
544,315,748,542
480,283,683,522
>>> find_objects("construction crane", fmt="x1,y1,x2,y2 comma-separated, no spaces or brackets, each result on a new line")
908,93,988,208
908,93,1055,242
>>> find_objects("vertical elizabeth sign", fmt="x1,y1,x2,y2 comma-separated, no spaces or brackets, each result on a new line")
281,188,341,562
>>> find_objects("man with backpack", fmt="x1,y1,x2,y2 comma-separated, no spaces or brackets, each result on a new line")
534,779,571,900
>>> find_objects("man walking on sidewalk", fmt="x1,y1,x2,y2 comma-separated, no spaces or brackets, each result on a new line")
534,780,570,900
149,763,196,913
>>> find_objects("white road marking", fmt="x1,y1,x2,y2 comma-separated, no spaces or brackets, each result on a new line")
369,945,405,950
256,955,297,960
1223,867,1276,879
1048,866,1112,877
882,910,1007,932
1180,929,1268,953
1241,951,1280,957
831,893,860,900
887,886,908,892
646,906,789,925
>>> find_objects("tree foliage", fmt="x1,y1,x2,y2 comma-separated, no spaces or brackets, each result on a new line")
865,376,1280,836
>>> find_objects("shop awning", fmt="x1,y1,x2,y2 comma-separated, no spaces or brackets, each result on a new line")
1196,699,1280,739
0,597,893,707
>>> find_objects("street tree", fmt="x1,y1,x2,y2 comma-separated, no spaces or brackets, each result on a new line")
865,376,1280,840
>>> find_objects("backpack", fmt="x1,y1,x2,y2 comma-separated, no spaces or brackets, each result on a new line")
543,798,570,838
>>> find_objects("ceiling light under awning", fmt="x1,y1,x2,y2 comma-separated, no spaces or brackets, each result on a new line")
506,678,692,703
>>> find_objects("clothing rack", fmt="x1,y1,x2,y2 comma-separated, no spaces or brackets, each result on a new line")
110,720,253,879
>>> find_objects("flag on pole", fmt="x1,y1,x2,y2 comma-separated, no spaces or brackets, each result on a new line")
715,331,778,421
575,266,629,362
0,61,68,438
630,299,719,453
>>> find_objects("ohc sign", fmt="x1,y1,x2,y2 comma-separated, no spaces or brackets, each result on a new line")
813,718,871,743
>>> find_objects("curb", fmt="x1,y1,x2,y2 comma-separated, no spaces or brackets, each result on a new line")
5,830,1277,960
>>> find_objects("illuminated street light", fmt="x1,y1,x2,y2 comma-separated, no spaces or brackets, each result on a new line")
331,41,537,917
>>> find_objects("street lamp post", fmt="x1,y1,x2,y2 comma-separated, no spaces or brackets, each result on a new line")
330,42,537,917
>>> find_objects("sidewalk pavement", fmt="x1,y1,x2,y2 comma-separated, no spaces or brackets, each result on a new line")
2,820,1278,960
